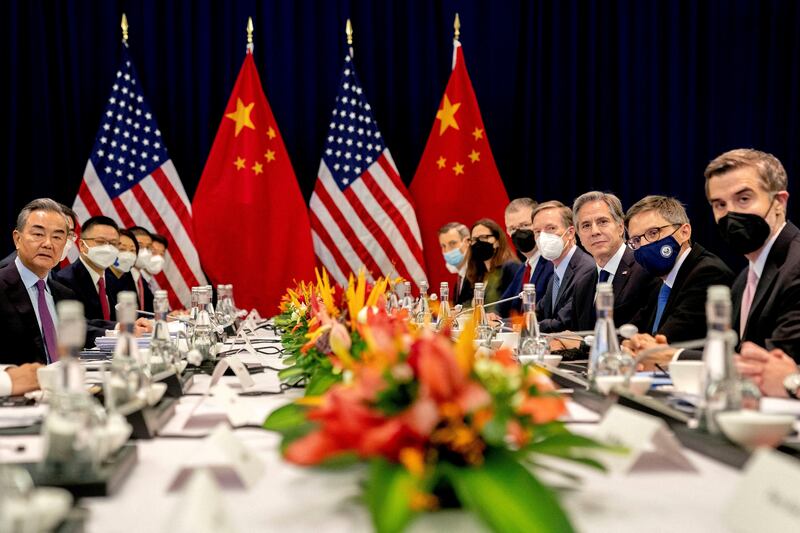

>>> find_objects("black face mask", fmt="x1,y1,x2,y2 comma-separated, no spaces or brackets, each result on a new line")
717,202,774,255
470,240,496,262
511,229,536,254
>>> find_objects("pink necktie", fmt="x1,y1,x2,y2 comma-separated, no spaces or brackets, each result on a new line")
740,267,758,338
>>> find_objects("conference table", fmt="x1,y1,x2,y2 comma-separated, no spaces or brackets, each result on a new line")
0,333,798,532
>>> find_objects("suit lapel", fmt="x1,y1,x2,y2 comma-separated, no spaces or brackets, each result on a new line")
660,245,701,319
612,248,635,302
4,266,46,358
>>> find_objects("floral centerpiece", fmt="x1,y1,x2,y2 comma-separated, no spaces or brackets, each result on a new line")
275,269,396,395
264,309,613,532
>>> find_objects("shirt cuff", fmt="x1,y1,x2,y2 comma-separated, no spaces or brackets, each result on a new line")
0,368,12,397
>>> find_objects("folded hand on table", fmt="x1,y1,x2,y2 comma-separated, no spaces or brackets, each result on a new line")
735,341,797,398
622,333,677,371
7,363,43,395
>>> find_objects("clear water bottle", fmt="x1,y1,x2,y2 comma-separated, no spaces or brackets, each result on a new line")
517,284,547,361
588,282,634,386
401,281,415,313
214,284,233,341
386,283,400,313
437,282,455,330
192,288,216,362
698,286,760,434
472,282,492,341
414,280,432,326
150,290,178,375
55,300,87,392
107,292,146,410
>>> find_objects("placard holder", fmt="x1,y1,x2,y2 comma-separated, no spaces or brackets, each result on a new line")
118,396,177,439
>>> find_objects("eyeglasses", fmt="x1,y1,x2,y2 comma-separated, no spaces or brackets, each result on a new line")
82,237,120,249
469,234,495,245
626,224,680,250
507,221,533,234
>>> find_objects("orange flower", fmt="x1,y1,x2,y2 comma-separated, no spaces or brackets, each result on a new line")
517,395,567,424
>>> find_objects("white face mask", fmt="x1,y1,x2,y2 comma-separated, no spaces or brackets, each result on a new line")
60,239,73,262
85,244,119,269
536,230,567,261
147,254,165,275
116,251,137,272
136,248,152,270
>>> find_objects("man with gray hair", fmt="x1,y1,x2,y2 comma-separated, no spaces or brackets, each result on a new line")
568,191,658,331
438,222,472,305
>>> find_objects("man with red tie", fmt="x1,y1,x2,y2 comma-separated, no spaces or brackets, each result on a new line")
54,216,121,326
129,226,155,312
437,222,472,305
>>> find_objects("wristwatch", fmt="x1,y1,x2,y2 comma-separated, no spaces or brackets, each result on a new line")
783,372,800,399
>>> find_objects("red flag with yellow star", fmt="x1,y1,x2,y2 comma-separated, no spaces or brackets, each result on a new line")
410,41,510,289
192,50,315,314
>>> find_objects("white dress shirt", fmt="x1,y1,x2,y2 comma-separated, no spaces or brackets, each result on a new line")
663,246,692,289
596,243,627,282
0,365,11,397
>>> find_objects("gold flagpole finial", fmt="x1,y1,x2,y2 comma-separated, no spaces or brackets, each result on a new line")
346,19,353,46
247,17,254,45
454,13,461,41
121,13,129,43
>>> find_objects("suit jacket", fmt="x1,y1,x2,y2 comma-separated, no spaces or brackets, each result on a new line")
497,256,555,316
453,273,473,307
537,247,597,332
631,243,734,343
107,270,154,312
0,262,106,364
732,222,800,362
570,246,659,331
0,250,17,269
54,260,118,324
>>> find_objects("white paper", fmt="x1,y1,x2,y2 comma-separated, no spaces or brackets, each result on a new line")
206,424,265,489
164,468,237,533
225,355,255,390
723,448,800,532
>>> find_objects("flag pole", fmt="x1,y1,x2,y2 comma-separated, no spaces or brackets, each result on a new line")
452,13,461,69
346,18,354,57
247,16,254,54
121,13,129,45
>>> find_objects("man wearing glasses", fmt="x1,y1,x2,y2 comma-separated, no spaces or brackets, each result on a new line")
623,196,733,345
55,216,122,325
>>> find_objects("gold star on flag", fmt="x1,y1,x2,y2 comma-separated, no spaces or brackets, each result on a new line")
472,127,484,141
267,126,276,139
265,150,276,162
436,156,447,169
453,162,465,176
234,157,246,170
436,95,461,135
468,150,481,163
252,161,264,175
225,98,256,137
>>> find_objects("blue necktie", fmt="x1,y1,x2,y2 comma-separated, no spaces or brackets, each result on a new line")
551,274,561,312
652,283,671,334
598,269,610,283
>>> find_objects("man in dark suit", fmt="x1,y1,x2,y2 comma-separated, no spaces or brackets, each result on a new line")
0,199,108,371
624,196,734,343
630,150,800,368
54,216,121,325
531,201,597,332
437,222,473,306
497,198,554,316
0,202,78,272
568,191,659,331
129,226,156,312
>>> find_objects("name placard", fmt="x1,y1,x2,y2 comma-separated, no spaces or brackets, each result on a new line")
595,405,694,473
723,448,800,532
207,424,265,489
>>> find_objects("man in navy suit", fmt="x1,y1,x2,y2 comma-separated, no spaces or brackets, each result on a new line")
531,201,597,332
497,198,554,316
55,216,121,326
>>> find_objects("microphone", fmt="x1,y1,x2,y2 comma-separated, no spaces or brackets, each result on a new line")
579,324,639,347
453,292,523,319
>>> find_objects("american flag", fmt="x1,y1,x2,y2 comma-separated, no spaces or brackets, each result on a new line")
310,54,427,287
72,45,207,307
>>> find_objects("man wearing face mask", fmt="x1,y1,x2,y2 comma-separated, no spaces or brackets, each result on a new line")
146,233,168,291
497,198,554,316
531,201,596,332
129,226,156,312
569,191,659,331
54,216,121,325
623,196,733,343
106,229,141,309
438,222,473,305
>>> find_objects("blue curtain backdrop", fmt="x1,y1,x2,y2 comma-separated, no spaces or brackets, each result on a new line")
4,0,800,269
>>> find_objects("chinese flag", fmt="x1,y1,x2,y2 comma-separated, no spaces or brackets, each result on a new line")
193,51,316,314
410,42,510,290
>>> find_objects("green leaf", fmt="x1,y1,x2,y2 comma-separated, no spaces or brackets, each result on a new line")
278,366,307,381
364,458,418,533
444,449,574,533
263,403,308,432
305,370,341,396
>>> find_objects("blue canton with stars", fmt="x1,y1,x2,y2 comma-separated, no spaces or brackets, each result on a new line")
323,55,386,191
88,46,170,197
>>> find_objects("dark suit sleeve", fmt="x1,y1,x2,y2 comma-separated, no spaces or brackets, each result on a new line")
763,275,800,362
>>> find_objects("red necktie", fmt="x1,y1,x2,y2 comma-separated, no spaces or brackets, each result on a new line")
522,263,532,285
137,275,145,310
98,276,110,320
